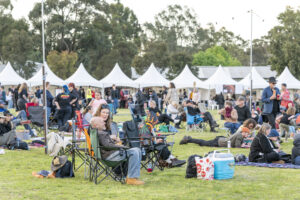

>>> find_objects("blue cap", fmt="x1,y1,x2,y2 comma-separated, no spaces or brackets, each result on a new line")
268,129,279,138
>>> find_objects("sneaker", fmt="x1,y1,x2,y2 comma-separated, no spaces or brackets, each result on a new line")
210,129,218,133
0,149,5,155
174,119,180,124
170,158,186,168
126,178,145,185
180,136,190,145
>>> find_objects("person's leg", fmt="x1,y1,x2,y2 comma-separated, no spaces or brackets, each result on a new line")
279,123,286,137
0,130,16,146
224,122,234,134
17,110,33,135
233,123,241,134
47,107,51,123
62,107,72,126
126,147,141,178
265,152,280,163
158,114,173,125
187,137,218,147
267,114,276,129
57,110,63,127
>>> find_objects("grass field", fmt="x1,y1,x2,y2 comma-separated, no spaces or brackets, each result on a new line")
0,109,299,200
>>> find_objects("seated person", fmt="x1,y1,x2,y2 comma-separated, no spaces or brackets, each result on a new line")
148,101,179,126
0,100,34,136
234,96,251,124
249,123,281,163
167,101,182,129
0,112,16,146
82,106,93,125
179,127,250,148
186,100,218,132
292,134,300,165
251,109,259,123
277,107,296,141
219,101,241,134
90,116,144,185
235,119,257,147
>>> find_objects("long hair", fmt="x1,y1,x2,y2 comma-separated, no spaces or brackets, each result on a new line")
169,82,175,89
286,107,296,115
243,119,257,129
93,104,111,131
18,83,28,93
258,123,271,135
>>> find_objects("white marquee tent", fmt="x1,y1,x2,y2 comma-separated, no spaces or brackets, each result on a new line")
172,65,208,89
239,67,268,89
135,63,169,87
99,63,137,88
276,67,300,89
0,62,27,85
27,62,65,86
204,65,237,86
65,63,99,87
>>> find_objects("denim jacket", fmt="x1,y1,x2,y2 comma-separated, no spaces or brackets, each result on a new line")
261,86,280,114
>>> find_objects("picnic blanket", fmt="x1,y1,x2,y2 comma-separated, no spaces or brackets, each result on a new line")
236,159,300,169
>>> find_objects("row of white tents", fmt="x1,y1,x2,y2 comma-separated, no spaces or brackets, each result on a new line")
1,61,300,90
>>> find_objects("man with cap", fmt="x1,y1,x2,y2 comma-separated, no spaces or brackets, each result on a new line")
261,77,281,129
235,96,251,124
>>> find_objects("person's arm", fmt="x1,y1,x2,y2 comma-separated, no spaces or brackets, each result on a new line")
246,107,251,119
54,95,60,109
231,109,238,121
218,108,225,115
98,131,127,149
234,137,243,148
262,88,274,103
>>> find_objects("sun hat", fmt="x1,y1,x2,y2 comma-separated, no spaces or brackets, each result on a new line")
51,156,68,172
268,77,277,83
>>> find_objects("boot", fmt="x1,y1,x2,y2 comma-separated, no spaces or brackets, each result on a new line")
272,160,285,164
126,178,145,185
210,128,218,133
169,158,186,168
180,136,190,145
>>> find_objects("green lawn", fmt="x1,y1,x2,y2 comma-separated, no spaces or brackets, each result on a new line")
0,109,299,200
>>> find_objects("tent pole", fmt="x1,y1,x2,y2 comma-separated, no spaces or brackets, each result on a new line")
42,0,48,154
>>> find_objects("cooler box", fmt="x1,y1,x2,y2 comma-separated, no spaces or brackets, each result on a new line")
208,149,235,180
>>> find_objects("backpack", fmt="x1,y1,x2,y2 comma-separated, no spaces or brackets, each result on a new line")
55,160,75,178
186,154,202,178
8,138,29,150
123,120,140,148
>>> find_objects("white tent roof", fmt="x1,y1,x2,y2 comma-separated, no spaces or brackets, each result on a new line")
65,63,99,87
204,65,237,87
135,63,169,87
27,62,65,86
0,62,27,85
172,65,208,89
239,67,268,89
277,67,300,89
99,63,137,88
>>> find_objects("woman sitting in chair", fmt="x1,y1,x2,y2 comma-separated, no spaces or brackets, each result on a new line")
148,101,180,126
91,116,144,185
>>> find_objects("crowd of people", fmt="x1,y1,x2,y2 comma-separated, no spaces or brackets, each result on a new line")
1,75,300,185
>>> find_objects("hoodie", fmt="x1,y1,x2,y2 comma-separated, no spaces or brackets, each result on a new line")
292,134,300,164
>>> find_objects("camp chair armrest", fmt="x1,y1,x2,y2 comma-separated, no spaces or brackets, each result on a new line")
99,145,129,151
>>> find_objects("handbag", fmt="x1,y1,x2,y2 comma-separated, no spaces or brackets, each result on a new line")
195,157,214,180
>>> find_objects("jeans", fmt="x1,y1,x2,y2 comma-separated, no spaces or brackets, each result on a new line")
203,112,216,129
113,98,119,114
14,110,33,136
106,147,141,178
7,100,13,109
57,106,72,127
224,122,241,134
265,113,276,129
47,107,51,123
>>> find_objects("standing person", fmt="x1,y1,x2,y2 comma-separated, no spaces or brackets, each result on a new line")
261,77,281,129
111,84,120,114
119,89,126,108
192,88,201,104
68,83,79,118
234,96,251,124
89,91,107,115
35,86,41,100
219,101,240,134
0,86,6,103
7,88,14,109
135,88,146,116
79,86,85,100
164,82,179,106
17,83,29,111
45,82,54,122
86,86,92,105
148,90,158,108
280,83,290,111
161,86,168,111
14,84,20,110
54,85,74,128
215,92,225,109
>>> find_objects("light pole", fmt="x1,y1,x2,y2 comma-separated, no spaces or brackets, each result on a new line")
249,9,253,111
41,0,48,154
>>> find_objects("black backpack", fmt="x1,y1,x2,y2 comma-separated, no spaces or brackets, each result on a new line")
55,160,75,178
8,138,29,150
123,120,140,148
186,154,202,178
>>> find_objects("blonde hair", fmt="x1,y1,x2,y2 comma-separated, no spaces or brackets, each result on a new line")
258,123,271,135
286,107,296,115
18,83,28,93
150,100,156,106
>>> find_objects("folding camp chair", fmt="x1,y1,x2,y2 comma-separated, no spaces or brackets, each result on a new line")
89,128,128,184
184,107,204,132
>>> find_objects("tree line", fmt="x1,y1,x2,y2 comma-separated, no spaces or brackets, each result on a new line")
0,0,299,79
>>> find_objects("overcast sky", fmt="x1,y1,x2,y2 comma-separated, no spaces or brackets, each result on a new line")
11,0,300,40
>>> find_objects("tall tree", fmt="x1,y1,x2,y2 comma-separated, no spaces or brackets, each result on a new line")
167,52,194,79
268,7,300,78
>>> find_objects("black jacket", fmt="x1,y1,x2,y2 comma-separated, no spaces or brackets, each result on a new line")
234,105,251,122
111,89,120,99
249,133,277,162
292,136,300,164
0,122,12,136
187,106,200,116
136,90,145,106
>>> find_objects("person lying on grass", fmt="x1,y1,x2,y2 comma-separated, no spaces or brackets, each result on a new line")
179,127,250,148
91,116,145,185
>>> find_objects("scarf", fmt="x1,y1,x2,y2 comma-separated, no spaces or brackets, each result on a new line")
225,107,232,118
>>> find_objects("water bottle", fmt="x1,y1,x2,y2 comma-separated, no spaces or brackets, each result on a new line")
227,140,231,148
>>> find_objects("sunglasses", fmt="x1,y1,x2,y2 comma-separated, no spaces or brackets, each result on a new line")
101,104,110,109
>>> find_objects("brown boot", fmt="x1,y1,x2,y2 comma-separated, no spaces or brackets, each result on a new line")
126,178,145,185
272,160,285,164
